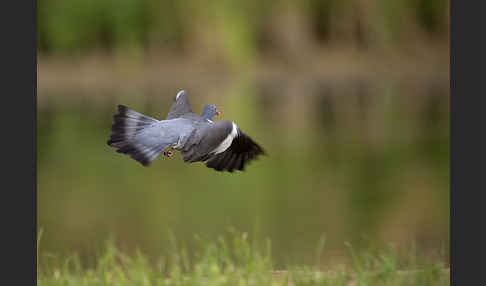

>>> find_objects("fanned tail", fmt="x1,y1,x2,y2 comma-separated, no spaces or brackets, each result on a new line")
107,105,163,166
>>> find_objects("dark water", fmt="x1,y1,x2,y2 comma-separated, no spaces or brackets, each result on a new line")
38,78,449,267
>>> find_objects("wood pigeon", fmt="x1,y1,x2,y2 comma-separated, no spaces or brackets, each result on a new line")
107,90,265,172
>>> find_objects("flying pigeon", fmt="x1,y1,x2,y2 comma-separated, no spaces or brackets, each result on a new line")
107,90,265,172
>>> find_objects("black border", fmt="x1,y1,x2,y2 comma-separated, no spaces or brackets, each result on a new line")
1,0,36,284
34,0,38,282
451,0,485,285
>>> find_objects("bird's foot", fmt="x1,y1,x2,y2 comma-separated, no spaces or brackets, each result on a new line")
163,150,174,158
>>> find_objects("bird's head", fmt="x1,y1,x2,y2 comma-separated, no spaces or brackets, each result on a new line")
201,104,220,120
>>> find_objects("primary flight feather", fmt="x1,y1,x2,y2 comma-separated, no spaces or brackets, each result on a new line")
107,90,265,172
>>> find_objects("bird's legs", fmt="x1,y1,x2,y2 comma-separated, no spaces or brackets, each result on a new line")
163,148,174,158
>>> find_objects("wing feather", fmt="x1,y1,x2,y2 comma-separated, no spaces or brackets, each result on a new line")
179,120,265,172
204,128,265,172
166,90,194,119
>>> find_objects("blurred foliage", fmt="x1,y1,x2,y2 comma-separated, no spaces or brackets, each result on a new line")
38,0,449,58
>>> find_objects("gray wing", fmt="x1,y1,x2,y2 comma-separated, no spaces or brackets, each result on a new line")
166,90,194,120
129,119,194,164
180,121,234,163
180,121,265,172
107,105,195,166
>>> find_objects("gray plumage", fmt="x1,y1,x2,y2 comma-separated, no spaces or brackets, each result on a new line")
180,121,234,162
200,104,219,120
107,90,265,172
165,90,201,121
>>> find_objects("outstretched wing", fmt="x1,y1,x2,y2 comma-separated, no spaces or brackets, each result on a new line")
180,121,265,172
204,128,265,172
166,90,194,120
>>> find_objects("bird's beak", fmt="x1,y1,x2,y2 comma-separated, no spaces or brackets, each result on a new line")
216,110,221,116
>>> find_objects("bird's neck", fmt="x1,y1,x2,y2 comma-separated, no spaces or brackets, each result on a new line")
200,112,214,120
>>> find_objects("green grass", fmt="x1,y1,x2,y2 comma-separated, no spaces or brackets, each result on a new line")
38,231,449,286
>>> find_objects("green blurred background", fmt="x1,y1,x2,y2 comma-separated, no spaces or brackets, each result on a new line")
38,0,449,268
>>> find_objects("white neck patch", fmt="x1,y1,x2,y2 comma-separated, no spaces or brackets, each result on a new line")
212,122,238,154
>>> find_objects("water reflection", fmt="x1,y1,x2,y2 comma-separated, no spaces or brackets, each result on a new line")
38,78,449,267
